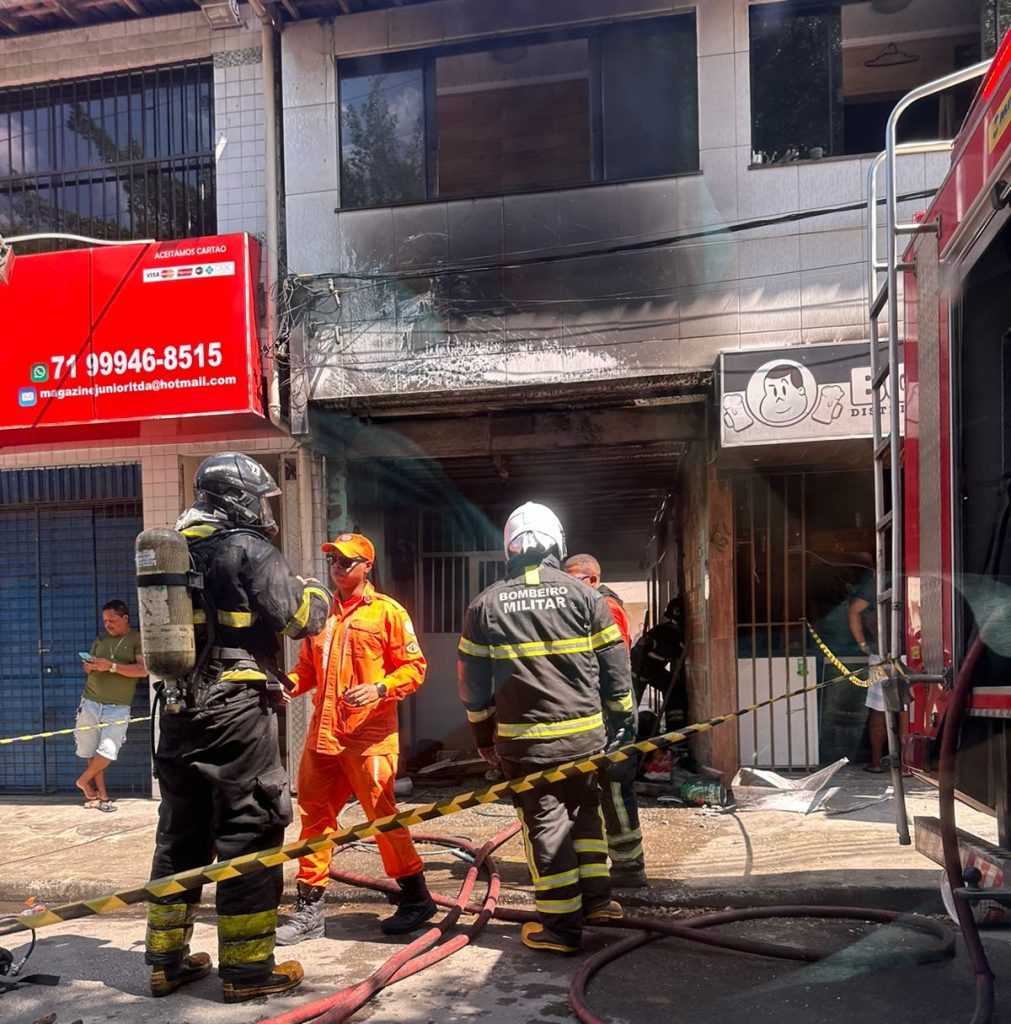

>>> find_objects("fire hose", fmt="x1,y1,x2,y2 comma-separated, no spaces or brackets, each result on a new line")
252,827,953,1024
0,651,977,1023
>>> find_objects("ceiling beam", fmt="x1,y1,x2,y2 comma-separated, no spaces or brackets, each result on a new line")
281,0,299,18
119,0,148,15
336,0,351,14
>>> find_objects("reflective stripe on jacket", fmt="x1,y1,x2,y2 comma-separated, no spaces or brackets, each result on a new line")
457,555,634,766
289,582,426,756
181,521,328,676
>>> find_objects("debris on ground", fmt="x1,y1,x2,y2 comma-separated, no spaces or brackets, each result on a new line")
730,758,849,814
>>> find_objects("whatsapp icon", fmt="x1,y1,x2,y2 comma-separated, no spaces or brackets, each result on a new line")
30,363,48,383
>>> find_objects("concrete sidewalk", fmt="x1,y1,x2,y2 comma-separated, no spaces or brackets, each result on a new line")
0,767,997,913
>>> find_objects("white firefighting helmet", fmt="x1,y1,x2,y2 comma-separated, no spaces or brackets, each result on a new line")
503,501,567,561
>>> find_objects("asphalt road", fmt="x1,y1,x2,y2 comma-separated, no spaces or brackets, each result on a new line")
3,897,1011,1024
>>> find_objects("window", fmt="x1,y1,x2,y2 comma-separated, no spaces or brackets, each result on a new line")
0,62,216,251
338,15,698,209
750,0,982,164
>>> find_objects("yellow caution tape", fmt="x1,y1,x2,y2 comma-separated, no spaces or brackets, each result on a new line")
0,716,152,746
0,659,867,939
804,621,872,688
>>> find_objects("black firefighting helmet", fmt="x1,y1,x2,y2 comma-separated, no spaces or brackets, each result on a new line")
194,452,280,535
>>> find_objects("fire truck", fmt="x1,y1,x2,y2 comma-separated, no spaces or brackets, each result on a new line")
867,30,1011,959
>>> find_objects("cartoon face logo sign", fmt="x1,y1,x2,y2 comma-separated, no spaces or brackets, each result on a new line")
745,359,817,428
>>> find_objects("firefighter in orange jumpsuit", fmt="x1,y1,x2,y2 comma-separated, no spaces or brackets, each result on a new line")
276,533,436,944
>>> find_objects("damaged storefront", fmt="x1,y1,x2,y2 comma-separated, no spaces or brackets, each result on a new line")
718,343,900,770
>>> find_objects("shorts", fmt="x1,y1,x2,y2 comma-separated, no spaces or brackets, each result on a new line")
865,682,887,712
75,698,131,761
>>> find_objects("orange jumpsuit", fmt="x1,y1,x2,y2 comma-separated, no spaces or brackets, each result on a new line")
288,582,426,887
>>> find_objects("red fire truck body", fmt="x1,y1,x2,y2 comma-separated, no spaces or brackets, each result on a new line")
904,32,1011,835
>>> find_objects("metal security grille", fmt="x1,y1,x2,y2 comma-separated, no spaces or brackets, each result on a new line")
419,508,503,635
733,471,876,769
0,466,147,795
0,61,215,250
734,474,815,770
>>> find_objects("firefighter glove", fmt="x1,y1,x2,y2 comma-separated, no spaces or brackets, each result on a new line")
604,714,637,753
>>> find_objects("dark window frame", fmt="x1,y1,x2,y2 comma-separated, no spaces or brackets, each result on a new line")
0,60,216,251
336,13,700,211
748,0,983,166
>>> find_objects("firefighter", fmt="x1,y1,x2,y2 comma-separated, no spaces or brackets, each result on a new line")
276,532,436,944
145,453,329,1004
563,554,647,889
458,503,636,954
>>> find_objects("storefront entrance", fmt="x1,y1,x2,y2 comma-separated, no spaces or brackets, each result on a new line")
0,465,149,795
733,469,876,769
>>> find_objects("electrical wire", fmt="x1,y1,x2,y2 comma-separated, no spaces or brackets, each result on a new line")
289,187,937,285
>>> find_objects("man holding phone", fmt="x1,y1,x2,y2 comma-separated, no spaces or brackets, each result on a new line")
74,599,147,811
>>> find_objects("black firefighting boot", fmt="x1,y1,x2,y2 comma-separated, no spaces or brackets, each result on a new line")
146,902,212,997
221,962,304,1003
380,872,438,935
276,882,326,945
219,909,304,1003
150,953,213,997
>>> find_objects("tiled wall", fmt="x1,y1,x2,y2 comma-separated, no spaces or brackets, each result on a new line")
282,0,952,394
0,435,294,531
0,4,267,246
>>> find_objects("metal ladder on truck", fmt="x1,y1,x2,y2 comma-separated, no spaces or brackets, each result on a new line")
865,59,990,846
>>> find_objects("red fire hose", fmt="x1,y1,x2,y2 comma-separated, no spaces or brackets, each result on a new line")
938,633,996,1024
256,823,954,1024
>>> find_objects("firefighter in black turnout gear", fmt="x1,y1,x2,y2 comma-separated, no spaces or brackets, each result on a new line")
457,502,637,955
145,453,329,1003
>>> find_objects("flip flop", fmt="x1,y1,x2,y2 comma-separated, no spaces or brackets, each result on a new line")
95,800,118,813
83,798,101,809
863,765,887,774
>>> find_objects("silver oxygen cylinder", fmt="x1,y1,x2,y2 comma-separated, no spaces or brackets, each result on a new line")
136,528,195,714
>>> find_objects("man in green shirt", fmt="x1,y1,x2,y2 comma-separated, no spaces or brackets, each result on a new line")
75,599,147,811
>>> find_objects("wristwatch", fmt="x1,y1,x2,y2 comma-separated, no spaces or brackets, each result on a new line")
858,641,870,654
375,682,388,699
110,662,118,674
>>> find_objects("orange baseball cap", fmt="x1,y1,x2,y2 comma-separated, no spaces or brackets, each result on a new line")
321,532,375,562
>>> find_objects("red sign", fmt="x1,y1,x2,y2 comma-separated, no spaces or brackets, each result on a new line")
0,233,264,434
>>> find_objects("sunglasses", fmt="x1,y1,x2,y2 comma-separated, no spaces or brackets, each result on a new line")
326,553,367,570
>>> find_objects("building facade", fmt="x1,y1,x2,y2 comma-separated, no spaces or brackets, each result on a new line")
2,0,1008,791
0,3,323,795
281,0,1007,775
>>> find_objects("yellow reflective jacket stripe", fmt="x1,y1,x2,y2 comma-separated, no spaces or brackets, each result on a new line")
489,636,593,659
496,711,603,740
220,669,268,682
606,692,635,713
285,586,328,635
193,608,256,628
458,636,491,658
463,631,623,662
590,624,623,649
524,565,541,585
466,707,495,723
180,524,218,539
218,609,255,628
